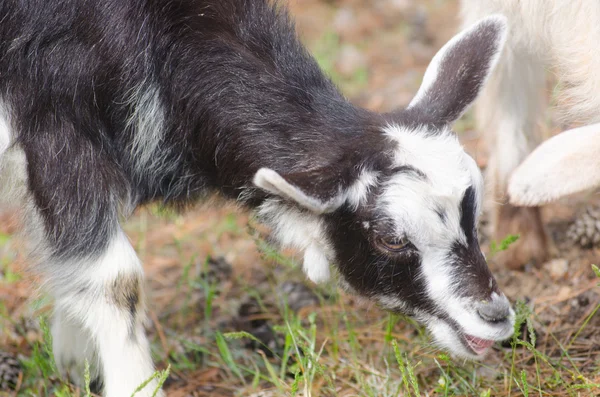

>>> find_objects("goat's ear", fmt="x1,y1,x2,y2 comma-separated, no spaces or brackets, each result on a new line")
253,168,346,213
408,15,508,125
509,123,600,206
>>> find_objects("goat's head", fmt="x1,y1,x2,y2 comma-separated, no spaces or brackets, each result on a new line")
253,16,513,359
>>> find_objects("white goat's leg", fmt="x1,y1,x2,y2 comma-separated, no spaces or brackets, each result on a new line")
0,107,10,195
0,130,7,159
476,44,548,268
49,230,163,397
0,119,8,212
0,110,18,217
0,105,8,160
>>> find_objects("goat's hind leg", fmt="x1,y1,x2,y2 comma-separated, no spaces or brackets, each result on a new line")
24,129,162,396
471,28,548,269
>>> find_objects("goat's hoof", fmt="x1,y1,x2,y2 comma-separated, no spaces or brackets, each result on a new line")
494,205,548,270
55,356,102,393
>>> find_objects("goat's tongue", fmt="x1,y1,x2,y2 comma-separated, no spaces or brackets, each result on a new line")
464,334,494,354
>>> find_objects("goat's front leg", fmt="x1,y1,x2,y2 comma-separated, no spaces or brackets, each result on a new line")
51,310,100,390
474,40,548,269
48,230,162,397
21,120,164,396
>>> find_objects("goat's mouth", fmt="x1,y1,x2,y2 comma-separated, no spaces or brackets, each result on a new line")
461,333,496,356
374,294,514,358
442,318,500,357
423,311,514,359
448,310,514,357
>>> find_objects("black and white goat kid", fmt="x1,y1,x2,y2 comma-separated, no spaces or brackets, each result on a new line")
0,1,513,395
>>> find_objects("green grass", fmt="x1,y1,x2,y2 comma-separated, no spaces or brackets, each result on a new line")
490,234,521,257
165,228,599,396
1,314,169,396
0,210,599,396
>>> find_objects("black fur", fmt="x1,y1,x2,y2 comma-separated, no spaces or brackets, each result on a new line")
450,187,499,299
0,0,389,259
460,186,477,243
325,203,437,317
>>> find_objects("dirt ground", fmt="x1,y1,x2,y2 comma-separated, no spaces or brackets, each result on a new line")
0,0,599,396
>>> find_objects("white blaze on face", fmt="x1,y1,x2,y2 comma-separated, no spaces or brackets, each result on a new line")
381,125,473,314
379,125,514,356
381,125,482,250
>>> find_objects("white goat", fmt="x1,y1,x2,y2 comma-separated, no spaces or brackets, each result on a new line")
461,0,600,268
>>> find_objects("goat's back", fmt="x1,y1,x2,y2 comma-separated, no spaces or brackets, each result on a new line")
0,0,343,208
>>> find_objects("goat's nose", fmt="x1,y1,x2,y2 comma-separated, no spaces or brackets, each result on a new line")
476,293,511,323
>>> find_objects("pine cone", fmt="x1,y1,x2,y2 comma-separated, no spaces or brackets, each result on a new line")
567,206,600,248
0,351,20,390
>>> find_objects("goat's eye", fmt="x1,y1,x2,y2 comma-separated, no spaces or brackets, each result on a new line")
377,236,411,252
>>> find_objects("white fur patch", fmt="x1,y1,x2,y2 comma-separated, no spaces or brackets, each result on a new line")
0,105,29,213
0,107,8,157
509,123,600,205
127,82,168,175
345,169,378,210
420,313,481,359
303,242,330,283
382,125,482,248
423,250,514,339
49,231,162,397
379,125,514,355
52,312,100,386
254,168,345,214
257,200,333,283
0,147,28,207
